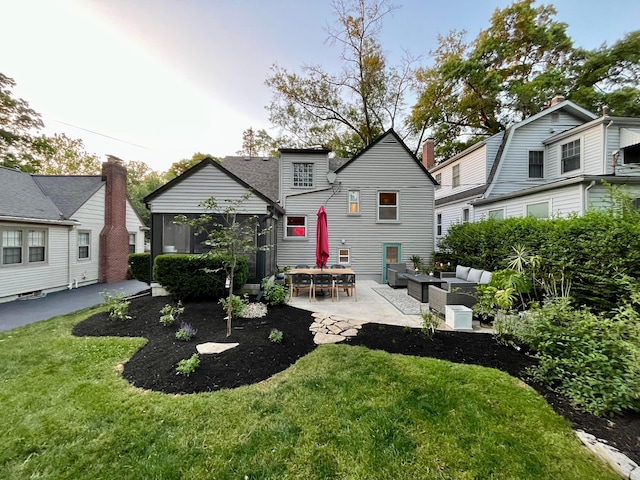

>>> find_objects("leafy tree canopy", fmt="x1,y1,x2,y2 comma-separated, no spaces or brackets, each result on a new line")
409,0,640,161
35,133,101,175
236,127,285,157
167,152,217,179
265,0,417,158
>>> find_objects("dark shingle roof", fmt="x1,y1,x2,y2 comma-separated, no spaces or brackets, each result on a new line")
0,167,64,221
221,156,280,202
33,176,104,218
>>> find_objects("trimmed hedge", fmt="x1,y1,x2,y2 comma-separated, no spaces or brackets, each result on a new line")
128,253,151,284
153,254,248,300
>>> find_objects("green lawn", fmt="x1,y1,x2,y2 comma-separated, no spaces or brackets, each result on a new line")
0,308,618,479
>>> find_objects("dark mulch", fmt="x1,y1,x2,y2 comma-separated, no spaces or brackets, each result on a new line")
72,294,639,465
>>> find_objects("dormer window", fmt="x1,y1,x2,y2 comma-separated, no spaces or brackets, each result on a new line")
293,163,313,187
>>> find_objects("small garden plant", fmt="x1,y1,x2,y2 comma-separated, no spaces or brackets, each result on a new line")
175,322,198,341
101,290,131,321
420,311,439,339
219,294,247,319
261,276,289,305
176,354,200,376
160,301,184,326
268,328,283,343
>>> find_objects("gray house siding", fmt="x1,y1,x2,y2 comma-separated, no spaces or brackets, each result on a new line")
278,135,435,281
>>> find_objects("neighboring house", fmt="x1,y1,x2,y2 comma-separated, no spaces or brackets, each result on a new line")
145,129,437,284
0,156,146,303
427,97,640,241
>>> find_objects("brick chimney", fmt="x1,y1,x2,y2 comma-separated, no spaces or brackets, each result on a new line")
99,155,129,283
549,95,565,107
422,138,435,169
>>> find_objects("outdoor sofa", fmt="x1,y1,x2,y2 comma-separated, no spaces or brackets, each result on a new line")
386,263,409,288
428,265,492,316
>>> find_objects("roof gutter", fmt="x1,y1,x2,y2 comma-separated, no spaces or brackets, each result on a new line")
0,215,79,226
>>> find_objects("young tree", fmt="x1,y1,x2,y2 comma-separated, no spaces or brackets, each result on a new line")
265,0,417,157
175,192,272,337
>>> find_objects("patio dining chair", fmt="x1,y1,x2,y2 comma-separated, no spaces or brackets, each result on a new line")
290,273,313,300
334,273,356,301
330,264,345,269
312,273,334,301
295,264,311,269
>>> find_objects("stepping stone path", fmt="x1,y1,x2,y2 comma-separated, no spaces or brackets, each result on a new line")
309,312,362,344
196,342,239,354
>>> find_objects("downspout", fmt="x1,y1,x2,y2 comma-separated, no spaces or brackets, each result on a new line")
583,180,596,215
67,226,73,289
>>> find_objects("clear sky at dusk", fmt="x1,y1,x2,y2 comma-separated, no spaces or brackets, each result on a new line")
2,0,638,172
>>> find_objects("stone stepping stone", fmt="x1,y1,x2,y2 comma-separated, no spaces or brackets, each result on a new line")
196,342,239,354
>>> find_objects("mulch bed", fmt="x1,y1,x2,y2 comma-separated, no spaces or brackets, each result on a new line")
72,294,640,465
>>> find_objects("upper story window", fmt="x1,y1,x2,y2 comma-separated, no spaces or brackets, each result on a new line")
293,163,313,187
1,228,47,266
435,173,441,189
377,191,399,222
452,164,460,188
528,151,544,178
348,190,360,214
285,216,307,238
561,140,580,173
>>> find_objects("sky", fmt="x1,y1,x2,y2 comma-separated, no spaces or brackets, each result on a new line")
2,0,638,172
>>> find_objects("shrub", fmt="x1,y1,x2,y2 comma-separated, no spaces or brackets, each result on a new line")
101,290,131,321
219,294,247,319
175,322,198,341
154,254,248,300
421,311,439,339
269,328,283,343
261,277,289,305
160,301,184,327
513,297,640,416
176,354,200,376
128,253,151,284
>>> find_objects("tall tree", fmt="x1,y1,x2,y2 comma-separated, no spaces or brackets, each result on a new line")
35,133,101,175
265,0,416,157
0,73,49,172
167,152,216,179
236,127,284,157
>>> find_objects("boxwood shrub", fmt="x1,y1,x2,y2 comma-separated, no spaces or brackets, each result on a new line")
128,253,151,284
153,254,248,300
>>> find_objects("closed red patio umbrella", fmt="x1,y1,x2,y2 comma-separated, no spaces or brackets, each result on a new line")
316,206,329,269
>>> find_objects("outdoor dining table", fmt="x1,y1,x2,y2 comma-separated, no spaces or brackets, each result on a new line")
289,267,356,299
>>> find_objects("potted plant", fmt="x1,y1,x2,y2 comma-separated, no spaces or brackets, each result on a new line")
410,255,423,275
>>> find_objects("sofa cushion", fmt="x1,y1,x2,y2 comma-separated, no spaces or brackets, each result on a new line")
467,268,484,283
479,271,492,285
455,265,471,280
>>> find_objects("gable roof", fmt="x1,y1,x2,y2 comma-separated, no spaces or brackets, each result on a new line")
33,175,104,218
334,129,438,184
144,157,285,214
0,167,73,224
220,156,279,202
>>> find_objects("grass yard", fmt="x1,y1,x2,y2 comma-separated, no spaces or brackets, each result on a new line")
0,306,618,479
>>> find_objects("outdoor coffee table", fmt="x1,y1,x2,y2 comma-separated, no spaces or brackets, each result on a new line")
406,274,444,303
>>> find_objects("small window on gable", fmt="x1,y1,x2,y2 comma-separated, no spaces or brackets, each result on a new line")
378,191,399,221
78,231,90,259
348,190,360,214
338,248,350,264
452,164,460,188
561,139,580,173
293,163,313,187
529,151,544,178
435,173,441,189
285,216,307,238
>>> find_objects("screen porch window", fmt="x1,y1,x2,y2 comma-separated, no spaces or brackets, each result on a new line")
28,230,46,262
293,163,313,187
561,140,580,173
285,216,307,238
528,151,544,178
348,190,360,214
378,192,398,221
78,232,90,259
2,230,22,265
452,164,460,187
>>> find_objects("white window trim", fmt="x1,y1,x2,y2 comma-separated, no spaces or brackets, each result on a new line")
528,150,544,179
525,201,550,219
452,164,460,188
488,208,505,220
462,208,470,223
436,213,442,236
78,231,91,260
1,226,48,267
377,191,400,223
128,232,136,254
337,248,351,265
292,162,314,188
284,215,308,240
347,190,360,215
435,173,441,190
560,138,582,175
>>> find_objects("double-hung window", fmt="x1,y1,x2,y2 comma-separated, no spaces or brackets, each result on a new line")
128,233,136,254
28,230,46,262
78,231,90,259
528,151,544,178
561,140,580,173
293,163,313,187
2,228,47,266
285,216,307,238
348,190,360,214
378,192,399,221
452,164,460,188
436,214,442,236
2,230,23,265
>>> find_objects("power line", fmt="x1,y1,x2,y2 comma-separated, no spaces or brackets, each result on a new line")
51,119,151,150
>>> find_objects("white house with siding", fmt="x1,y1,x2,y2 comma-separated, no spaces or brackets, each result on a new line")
427,98,640,241
0,159,146,303
145,129,437,284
